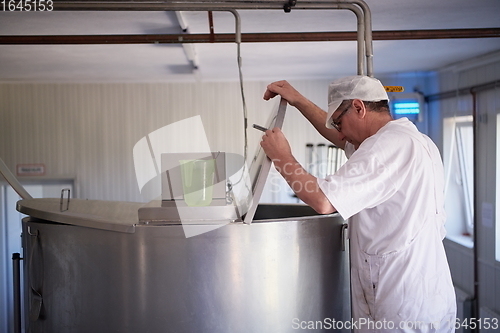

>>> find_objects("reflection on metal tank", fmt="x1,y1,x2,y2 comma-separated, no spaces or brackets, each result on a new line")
21,203,349,333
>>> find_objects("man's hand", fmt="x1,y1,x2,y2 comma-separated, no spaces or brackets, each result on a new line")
263,80,304,107
259,127,336,215
259,127,292,162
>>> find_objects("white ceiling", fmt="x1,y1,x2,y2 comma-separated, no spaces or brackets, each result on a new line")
1,0,499,83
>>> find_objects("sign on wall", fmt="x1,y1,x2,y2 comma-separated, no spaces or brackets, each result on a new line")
16,164,45,176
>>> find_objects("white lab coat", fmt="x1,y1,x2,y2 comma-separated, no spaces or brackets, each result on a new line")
318,118,456,333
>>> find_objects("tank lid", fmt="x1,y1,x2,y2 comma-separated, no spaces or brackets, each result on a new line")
17,198,140,233
242,97,287,224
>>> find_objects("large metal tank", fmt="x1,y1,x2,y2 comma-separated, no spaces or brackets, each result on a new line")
15,98,350,332
19,200,349,333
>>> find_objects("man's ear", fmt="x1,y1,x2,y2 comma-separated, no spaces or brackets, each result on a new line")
352,99,366,119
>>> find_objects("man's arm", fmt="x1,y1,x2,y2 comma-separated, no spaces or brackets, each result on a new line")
260,127,336,215
264,80,346,150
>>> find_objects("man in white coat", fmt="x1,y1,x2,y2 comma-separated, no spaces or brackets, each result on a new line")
260,75,456,333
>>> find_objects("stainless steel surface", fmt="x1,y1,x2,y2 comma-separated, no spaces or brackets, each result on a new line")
17,198,141,233
22,204,350,333
138,205,239,224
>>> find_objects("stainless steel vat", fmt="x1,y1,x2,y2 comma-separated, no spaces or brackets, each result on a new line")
20,201,349,333
17,98,350,333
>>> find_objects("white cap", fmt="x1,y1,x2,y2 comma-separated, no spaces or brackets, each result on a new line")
325,75,389,128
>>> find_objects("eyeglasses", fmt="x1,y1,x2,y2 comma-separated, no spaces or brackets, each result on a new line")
330,103,351,132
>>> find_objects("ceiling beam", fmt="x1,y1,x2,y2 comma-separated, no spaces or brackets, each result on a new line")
1,28,498,45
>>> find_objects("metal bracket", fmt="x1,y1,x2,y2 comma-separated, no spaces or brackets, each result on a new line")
283,0,296,13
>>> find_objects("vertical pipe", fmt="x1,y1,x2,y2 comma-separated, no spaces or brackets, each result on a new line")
471,89,479,332
312,0,372,76
12,253,22,333
207,11,215,43
226,9,248,167
354,0,374,76
344,4,365,76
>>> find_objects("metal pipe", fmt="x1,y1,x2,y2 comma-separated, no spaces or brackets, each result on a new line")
293,3,365,75
306,0,373,75
49,1,370,74
50,2,326,10
208,11,215,42
353,0,373,76
12,253,22,333
226,9,249,174
342,4,365,75
471,88,479,333
425,80,500,102
2,0,377,75
2,29,497,45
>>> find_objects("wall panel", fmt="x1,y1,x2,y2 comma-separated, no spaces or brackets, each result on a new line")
0,80,337,203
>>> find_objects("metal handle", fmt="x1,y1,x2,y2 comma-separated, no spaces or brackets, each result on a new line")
341,223,349,251
12,253,23,333
60,188,71,212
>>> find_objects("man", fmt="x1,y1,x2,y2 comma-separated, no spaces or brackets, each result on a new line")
260,76,456,332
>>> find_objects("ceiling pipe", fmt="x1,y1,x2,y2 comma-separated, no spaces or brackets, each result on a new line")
3,28,497,44
341,4,365,76
51,1,361,11
297,0,373,75
49,0,373,76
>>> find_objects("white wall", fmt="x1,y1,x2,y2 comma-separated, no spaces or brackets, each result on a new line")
0,80,332,203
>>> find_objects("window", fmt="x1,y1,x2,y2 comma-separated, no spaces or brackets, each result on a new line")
443,116,474,246
455,122,474,235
